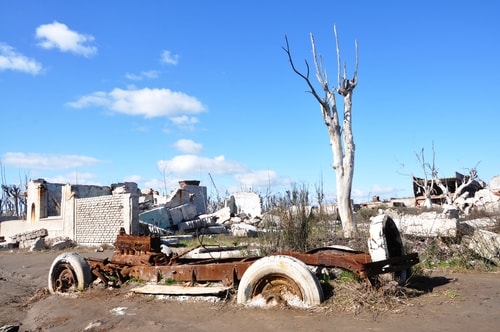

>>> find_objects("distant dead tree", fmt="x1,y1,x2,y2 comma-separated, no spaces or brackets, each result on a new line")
414,147,437,208
1,184,26,217
283,26,358,238
414,143,481,210
0,164,27,217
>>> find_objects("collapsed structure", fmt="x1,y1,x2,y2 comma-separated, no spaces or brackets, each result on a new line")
413,171,486,207
0,178,263,248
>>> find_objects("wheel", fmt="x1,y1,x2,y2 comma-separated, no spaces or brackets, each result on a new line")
368,214,408,285
237,255,324,307
48,252,92,294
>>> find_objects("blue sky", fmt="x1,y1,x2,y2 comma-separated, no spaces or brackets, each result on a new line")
1,1,499,203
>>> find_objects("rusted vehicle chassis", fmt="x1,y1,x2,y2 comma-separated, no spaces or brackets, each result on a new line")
48,215,419,306
84,233,417,288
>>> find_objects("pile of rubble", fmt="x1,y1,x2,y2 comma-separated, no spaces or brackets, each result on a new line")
381,175,500,266
139,188,265,238
3,228,74,251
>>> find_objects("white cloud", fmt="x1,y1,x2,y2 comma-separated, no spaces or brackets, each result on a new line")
161,50,179,65
157,154,247,176
371,184,398,194
125,70,159,80
235,170,278,187
67,87,206,119
66,91,110,108
234,170,291,192
170,115,199,130
170,115,199,125
0,43,42,75
141,178,180,195
1,152,101,170
48,171,98,185
123,174,144,183
173,139,203,154
35,21,97,57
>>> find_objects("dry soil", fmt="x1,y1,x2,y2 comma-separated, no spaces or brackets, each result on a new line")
1,248,499,332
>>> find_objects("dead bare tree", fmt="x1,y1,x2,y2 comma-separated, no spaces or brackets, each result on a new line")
414,143,481,211
452,167,478,201
414,147,437,208
283,26,358,238
1,184,26,217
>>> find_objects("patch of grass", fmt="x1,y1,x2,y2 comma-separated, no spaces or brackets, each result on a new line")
444,289,460,299
125,277,145,285
336,269,361,283
164,278,181,285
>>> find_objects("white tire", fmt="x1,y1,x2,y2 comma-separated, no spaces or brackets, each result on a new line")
368,214,407,284
48,252,92,294
237,255,323,307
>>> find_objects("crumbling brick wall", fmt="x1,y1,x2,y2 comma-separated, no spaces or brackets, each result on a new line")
75,193,137,246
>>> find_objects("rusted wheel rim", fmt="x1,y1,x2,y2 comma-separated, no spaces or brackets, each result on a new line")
52,263,77,292
252,273,303,305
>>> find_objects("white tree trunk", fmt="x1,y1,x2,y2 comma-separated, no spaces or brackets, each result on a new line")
423,197,433,208
284,27,358,238
327,89,357,238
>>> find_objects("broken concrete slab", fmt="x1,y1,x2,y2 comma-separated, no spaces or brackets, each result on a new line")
11,228,48,242
177,218,212,232
231,223,258,237
198,207,231,225
165,185,207,216
489,175,500,196
130,284,231,296
180,203,198,221
139,206,171,229
462,218,498,231
473,188,500,214
231,192,262,218
50,239,73,250
468,229,500,265
29,237,45,251
200,225,228,235
394,212,457,237
169,205,184,225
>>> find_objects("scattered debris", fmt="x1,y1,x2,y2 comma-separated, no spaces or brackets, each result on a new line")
10,228,48,243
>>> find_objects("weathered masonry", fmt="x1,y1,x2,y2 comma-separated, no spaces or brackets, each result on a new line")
1,179,140,246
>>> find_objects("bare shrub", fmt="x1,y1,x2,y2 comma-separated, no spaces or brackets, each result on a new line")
259,184,344,252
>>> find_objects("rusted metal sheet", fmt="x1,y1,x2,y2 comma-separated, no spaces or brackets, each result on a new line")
275,250,371,278
114,230,160,253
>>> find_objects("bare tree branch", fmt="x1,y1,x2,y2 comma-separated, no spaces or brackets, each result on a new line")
283,36,321,105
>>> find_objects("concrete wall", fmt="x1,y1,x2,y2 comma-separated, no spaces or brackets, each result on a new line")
75,193,139,246
0,179,139,246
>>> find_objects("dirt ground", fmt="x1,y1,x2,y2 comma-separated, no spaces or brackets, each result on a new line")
1,247,499,332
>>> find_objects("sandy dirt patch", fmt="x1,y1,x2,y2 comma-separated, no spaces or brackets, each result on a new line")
1,248,499,331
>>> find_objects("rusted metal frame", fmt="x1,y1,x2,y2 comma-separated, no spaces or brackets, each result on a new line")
108,252,167,267
363,253,419,275
86,258,126,286
126,260,256,287
274,251,371,278
114,233,161,254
